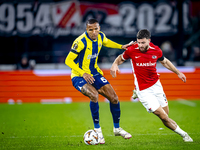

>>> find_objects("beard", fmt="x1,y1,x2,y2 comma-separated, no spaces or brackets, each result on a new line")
139,45,149,52
89,34,98,40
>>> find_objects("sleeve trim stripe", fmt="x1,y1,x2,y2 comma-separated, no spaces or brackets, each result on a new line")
158,54,164,61
71,49,79,54
121,54,126,60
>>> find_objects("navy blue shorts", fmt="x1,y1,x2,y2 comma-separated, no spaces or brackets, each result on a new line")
72,74,109,92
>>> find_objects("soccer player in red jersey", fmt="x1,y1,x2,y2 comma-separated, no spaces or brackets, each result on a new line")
110,29,193,142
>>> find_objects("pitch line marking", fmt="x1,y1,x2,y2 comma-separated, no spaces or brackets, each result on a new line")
4,132,198,139
177,99,196,107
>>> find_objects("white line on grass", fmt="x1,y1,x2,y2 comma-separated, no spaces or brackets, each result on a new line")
177,99,196,107
4,132,199,139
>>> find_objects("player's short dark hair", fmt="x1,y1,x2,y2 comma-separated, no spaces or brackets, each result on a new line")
86,18,99,26
137,29,151,39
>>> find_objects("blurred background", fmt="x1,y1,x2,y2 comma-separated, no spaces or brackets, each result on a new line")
0,0,199,70
0,0,200,103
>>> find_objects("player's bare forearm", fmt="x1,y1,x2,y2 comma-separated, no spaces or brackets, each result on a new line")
113,55,125,66
160,57,179,74
110,55,125,78
160,57,186,82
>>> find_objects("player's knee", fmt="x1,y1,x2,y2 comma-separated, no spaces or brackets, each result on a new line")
110,94,119,104
89,91,99,103
154,107,169,121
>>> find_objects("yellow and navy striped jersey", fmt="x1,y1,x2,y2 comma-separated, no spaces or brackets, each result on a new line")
65,31,122,78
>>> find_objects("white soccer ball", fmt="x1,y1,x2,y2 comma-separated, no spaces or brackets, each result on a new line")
83,130,99,145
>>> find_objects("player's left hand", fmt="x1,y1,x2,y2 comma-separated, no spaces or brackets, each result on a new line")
110,64,120,78
122,41,136,50
178,72,186,83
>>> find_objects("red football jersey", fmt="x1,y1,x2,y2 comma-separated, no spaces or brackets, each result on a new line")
122,42,163,91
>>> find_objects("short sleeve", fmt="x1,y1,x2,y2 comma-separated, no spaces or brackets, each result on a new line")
121,48,131,60
158,54,164,61
157,47,164,61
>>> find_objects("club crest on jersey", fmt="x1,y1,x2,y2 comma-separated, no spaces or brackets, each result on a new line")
99,43,102,47
152,55,157,59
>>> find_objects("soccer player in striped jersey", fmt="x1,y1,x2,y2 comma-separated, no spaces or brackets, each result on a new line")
65,18,132,144
110,29,193,142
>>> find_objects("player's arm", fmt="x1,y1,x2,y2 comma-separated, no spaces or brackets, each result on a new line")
103,38,122,49
159,57,186,83
65,40,86,77
65,40,95,84
65,52,95,84
110,55,125,78
65,52,85,76
102,32,135,50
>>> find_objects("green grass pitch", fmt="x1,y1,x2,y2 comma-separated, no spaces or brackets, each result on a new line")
0,100,200,150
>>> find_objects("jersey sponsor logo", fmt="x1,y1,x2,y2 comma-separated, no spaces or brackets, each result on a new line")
136,61,156,67
87,53,99,59
135,56,141,58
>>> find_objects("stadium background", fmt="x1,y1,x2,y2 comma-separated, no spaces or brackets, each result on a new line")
0,0,200,104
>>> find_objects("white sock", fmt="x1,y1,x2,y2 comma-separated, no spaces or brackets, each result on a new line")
174,125,187,137
94,127,101,130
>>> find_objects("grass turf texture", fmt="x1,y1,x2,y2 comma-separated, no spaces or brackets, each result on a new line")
0,101,199,150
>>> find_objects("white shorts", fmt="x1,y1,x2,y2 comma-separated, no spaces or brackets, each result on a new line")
136,80,168,113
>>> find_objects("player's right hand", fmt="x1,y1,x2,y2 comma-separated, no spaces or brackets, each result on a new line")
122,41,137,50
110,65,120,78
83,73,95,84
178,72,186,83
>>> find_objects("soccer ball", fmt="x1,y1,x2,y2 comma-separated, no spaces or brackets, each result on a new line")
83,130,99,145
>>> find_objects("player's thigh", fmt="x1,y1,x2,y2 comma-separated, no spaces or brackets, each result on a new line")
72,77,98,101
98,84,118,103
153,80,168,111
81,83,99,101
137,89,160,113
162,106,169,115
